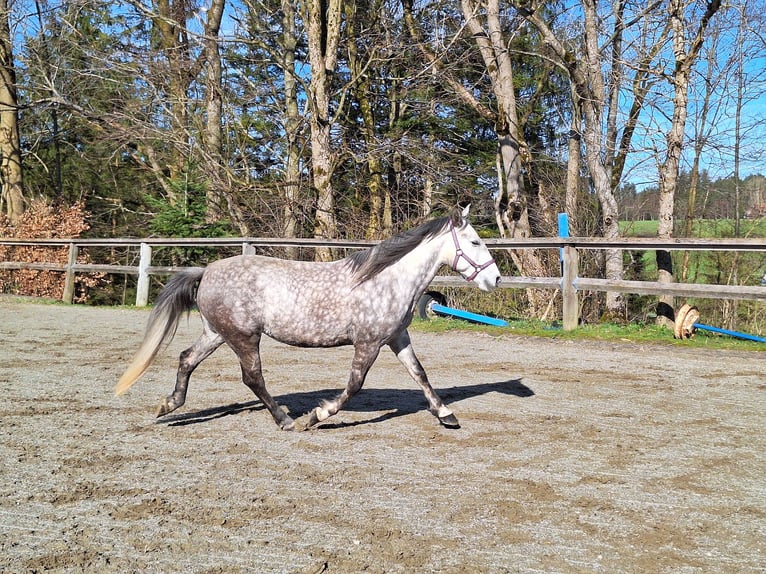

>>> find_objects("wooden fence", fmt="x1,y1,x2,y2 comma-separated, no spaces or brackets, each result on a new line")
1,236,764,331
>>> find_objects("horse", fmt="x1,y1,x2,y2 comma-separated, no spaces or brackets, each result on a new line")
115,205,501,430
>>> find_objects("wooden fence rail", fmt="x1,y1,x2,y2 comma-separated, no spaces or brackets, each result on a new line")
1,236,764,331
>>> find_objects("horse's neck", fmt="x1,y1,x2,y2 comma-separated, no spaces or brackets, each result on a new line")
387,233,449,296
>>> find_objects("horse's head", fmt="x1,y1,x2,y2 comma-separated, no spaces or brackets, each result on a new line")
447,205,501,292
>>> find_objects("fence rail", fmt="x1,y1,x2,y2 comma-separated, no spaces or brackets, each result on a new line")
1,236,764,330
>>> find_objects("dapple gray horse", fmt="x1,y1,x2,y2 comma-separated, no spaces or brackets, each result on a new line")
116,206,501,430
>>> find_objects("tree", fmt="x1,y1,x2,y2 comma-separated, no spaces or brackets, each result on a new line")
304,0,343,260
280,0,303,246
0,0,23,223
514,0,624,317
655,0,721,328
345,0,390,239
199,0,240,228
402,0,554,314
680,10,727,281
512,0,685,319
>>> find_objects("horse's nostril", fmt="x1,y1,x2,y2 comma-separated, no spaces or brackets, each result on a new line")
495,276,501,287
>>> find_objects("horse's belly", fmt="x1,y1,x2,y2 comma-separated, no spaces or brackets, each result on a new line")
264,325,354,348
260,292,356,347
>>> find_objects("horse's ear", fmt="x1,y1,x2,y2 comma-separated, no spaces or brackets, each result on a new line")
461,204,471,219
450,206,464,227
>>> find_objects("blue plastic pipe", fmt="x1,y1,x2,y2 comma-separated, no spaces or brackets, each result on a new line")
431,303,509,327
558,212,569,275
693,323,766,343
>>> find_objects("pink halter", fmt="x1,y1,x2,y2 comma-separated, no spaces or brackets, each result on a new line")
449,221,496,282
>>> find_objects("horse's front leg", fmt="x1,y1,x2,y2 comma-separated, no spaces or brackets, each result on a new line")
299,343,381,430
389,330,459,428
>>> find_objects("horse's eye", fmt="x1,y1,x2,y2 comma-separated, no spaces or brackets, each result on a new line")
471,240,480,246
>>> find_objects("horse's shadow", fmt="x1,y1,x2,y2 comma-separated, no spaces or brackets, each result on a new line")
160,379,534,428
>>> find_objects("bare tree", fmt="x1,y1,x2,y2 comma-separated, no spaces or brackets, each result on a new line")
515,0,626,317
346,0,390,239
402,0,551,314
281,0,302,247
655,0,721,328
149,0,195,190
0,0,23,223
199,0,247,230
680,15,726,281
234,0,306,242
304,0,343,260
121,0,247,232
462,0,552,312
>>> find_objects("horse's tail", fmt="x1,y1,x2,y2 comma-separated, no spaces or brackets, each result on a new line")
115,268,205,396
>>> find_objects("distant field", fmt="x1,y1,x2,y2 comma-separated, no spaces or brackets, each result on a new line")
615,218,764,334
617,219,765,284
620,218,766,238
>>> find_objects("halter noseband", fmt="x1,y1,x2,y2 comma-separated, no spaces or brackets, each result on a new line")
450,221,496,282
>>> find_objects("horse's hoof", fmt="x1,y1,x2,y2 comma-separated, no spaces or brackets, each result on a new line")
302,410,321,429
293,409,322,431
291,416,310,431
156,400,175,418
280,419,296,431
438,414,460,429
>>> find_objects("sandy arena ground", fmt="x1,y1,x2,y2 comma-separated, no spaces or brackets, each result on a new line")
0,297,764,573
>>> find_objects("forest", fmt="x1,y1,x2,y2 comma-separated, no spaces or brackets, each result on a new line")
0,0,764,325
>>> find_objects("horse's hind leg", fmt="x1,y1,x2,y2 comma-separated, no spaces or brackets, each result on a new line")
234,336,296,431
300,343,380,429
389,330,459,428
156,320,224,417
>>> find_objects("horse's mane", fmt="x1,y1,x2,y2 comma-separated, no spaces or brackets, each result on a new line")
346,216,452,284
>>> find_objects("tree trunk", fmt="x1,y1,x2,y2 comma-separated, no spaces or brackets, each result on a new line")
656,0,721,327
346,1,386,239
305,0,342,261
153,0,192,195
459,0,549,314
580,0,623,317
281,0,301,255
0,0,23,223
565,86,582,234
202,0,248,233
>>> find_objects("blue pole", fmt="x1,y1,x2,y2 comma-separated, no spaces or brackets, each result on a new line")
557,213,569,274
431,303,509,327
693,323,766,343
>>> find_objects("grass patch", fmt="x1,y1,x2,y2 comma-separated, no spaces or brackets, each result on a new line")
620,220,658,237
410,316,765,351
620,218,766,238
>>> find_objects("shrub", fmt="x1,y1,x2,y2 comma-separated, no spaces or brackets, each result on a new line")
0,200,108,302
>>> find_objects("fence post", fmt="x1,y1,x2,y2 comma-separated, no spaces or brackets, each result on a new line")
62,242,78,304
559,213,578,330
135,242,152,307
242,242,255,255
562,245,579,331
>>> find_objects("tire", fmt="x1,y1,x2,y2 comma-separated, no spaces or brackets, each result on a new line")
416,291,447,319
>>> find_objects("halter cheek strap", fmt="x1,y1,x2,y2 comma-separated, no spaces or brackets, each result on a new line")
450,222,496,282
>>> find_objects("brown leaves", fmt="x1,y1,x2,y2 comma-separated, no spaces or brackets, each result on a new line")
0,200,107,302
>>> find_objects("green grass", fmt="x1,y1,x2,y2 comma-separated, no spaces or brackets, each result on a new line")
410,316,766,351
620,218,766,238
620,219,659,237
